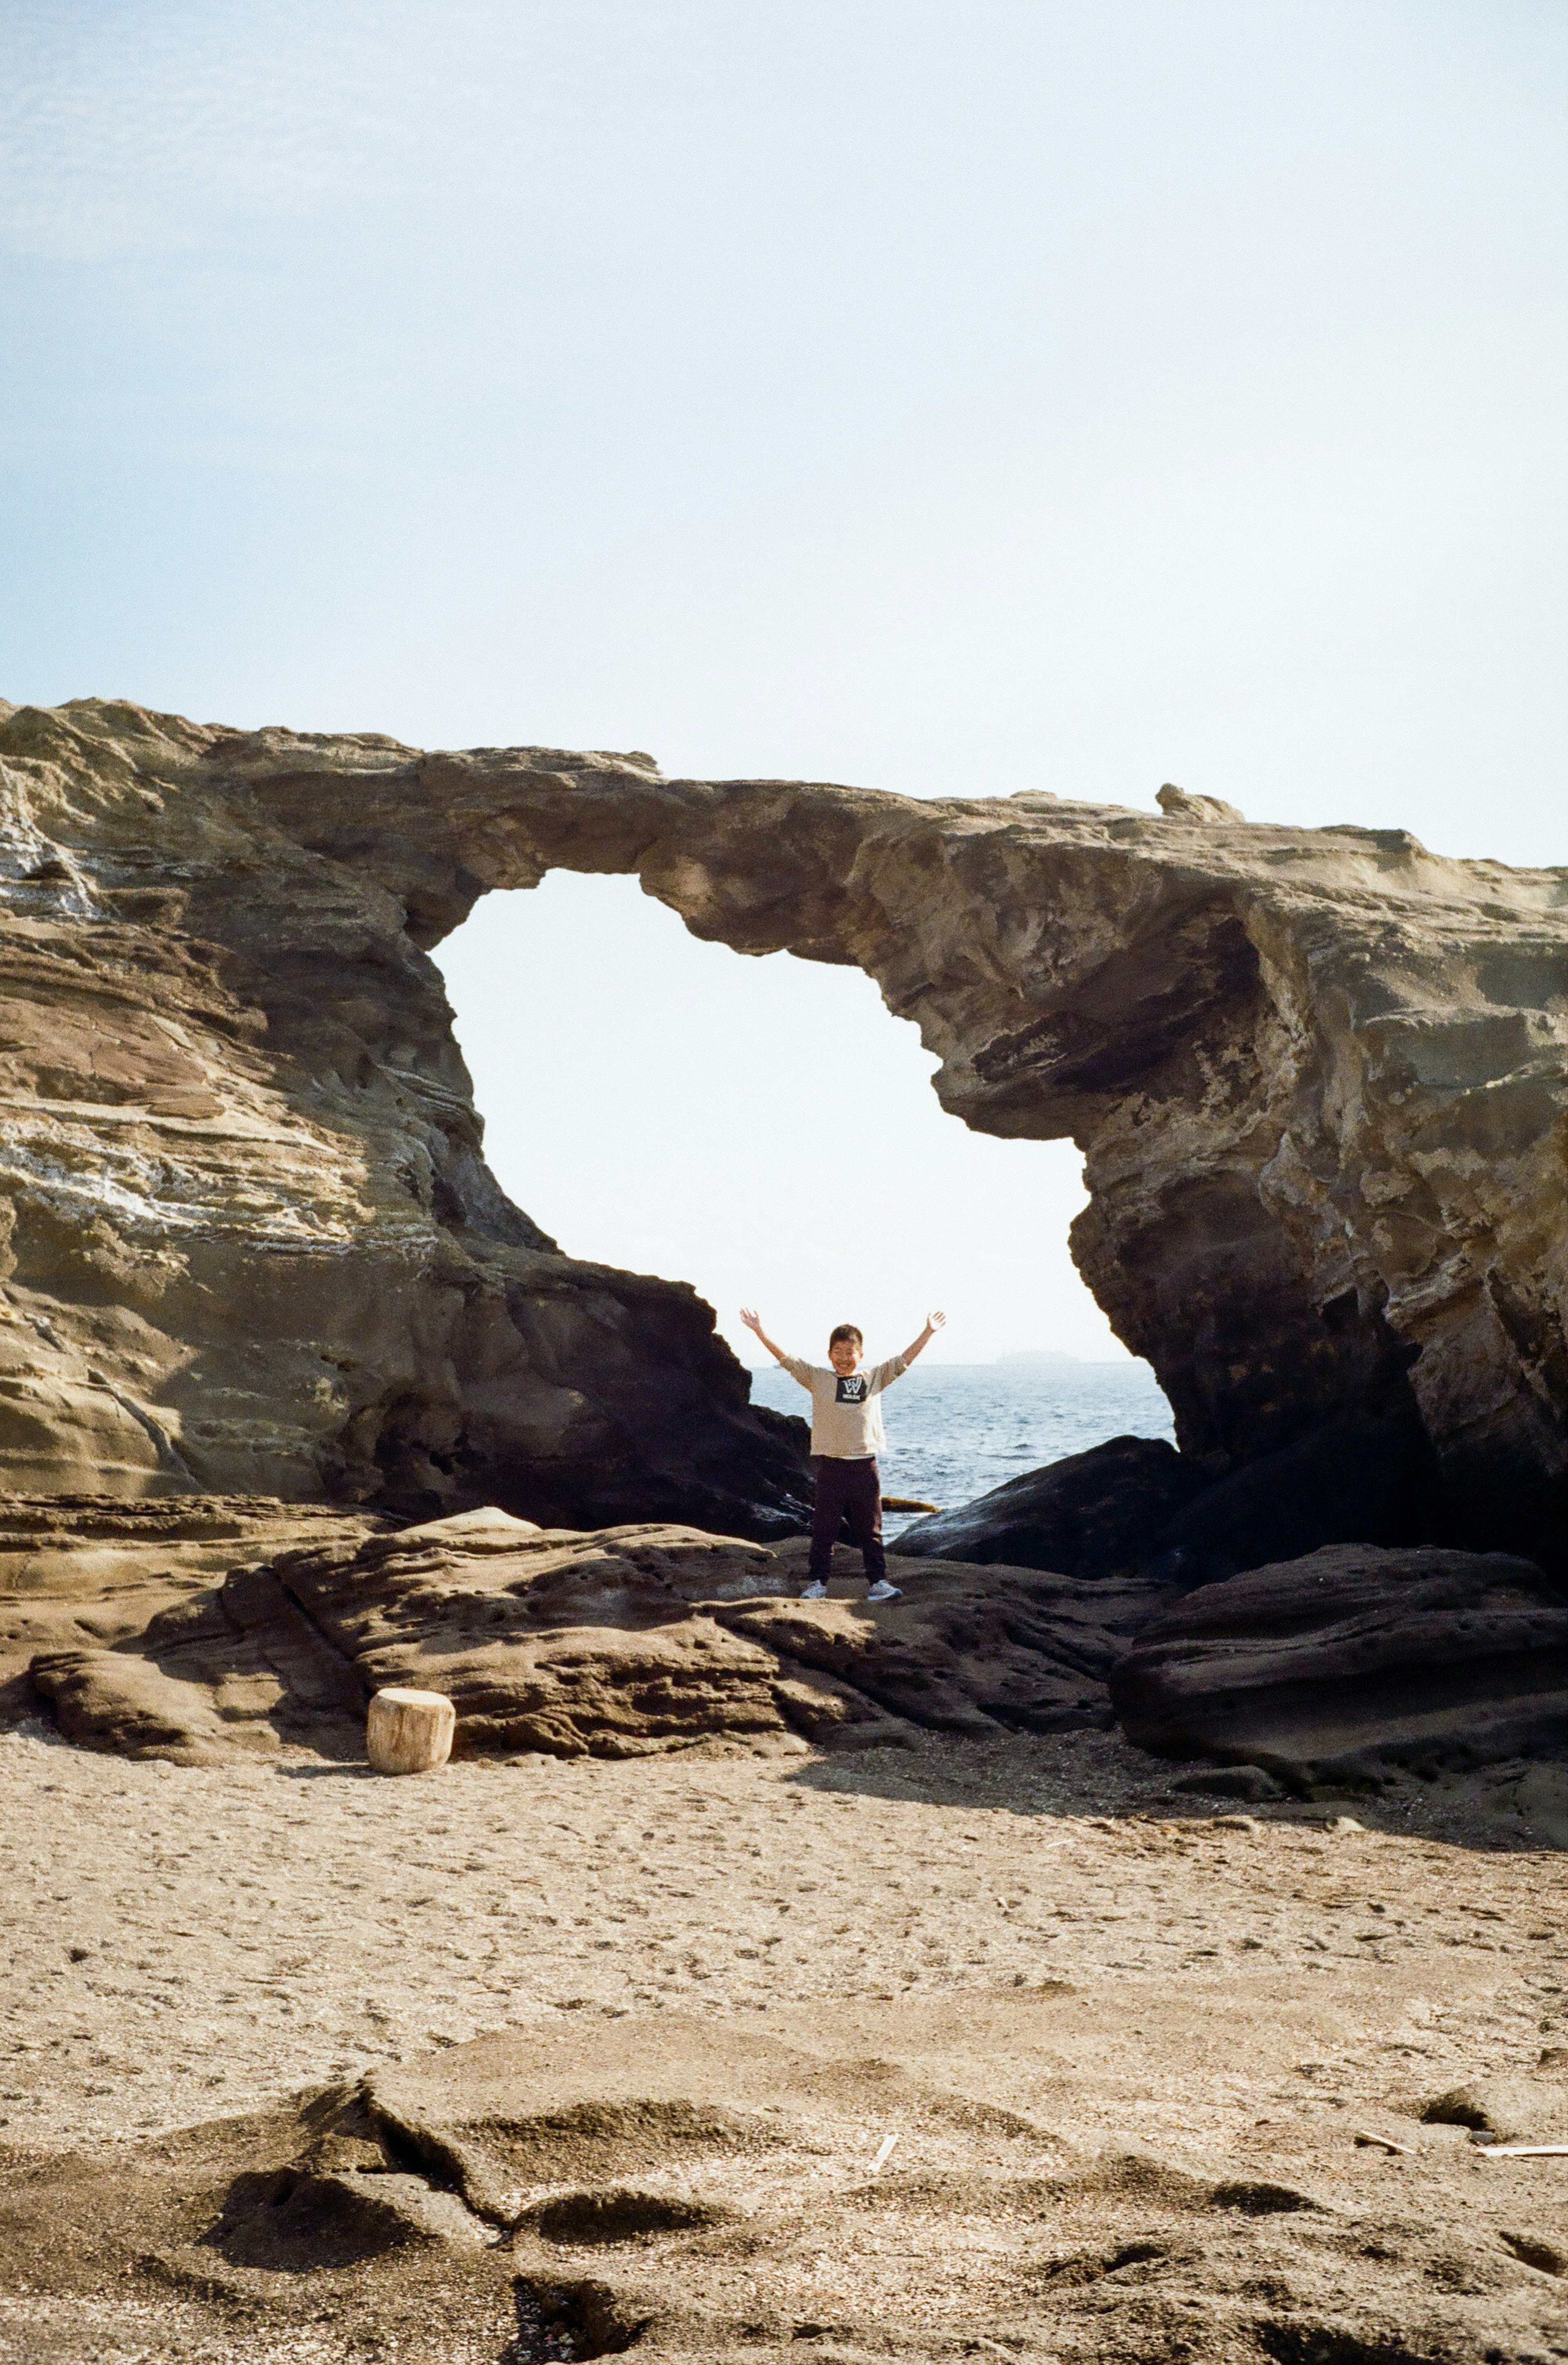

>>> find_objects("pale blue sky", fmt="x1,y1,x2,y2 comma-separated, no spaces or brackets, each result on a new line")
4,3,1564,1362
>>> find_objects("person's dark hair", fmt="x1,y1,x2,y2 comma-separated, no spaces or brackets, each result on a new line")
829,1324,863,1349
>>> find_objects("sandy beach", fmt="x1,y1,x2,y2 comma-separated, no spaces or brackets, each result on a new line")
4,1715,1561,2158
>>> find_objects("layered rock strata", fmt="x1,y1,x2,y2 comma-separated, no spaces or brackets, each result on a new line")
0,701,808,1534
2,697,1564,1564
1109,1542,1568,1784
20,1502,1165,1763
21,1497,1566,1783
0,1491,386,1729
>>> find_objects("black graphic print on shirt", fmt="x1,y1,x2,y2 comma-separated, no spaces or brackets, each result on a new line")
835,1374,869,1404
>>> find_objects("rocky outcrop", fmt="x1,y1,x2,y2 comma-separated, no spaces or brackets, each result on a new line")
0,700,809,1534
2,697,1563,1564
0,1491,387,1728
20,1502,1171,1762
33,1499,1566,1789
1108,1542,1568,1785
898,1408,1447,1586
894,1435,1203,1577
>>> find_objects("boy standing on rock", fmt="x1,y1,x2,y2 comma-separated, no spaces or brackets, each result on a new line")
739,1308,945,1602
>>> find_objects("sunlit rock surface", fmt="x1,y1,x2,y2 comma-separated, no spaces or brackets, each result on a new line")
14,1502,1163,1763
1,697,1563,1566
0,700,809,1534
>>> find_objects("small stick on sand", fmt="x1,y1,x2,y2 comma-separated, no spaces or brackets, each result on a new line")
869,2128,900,2173
1353,2131,1414,2155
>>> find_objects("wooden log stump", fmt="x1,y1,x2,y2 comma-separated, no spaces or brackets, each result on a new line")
367,1686,455,1775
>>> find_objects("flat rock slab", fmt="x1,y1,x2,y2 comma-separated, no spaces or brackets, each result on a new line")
0,1491,387,1744
1109,1541,1568,1782
18,1504,1568,1793
18,1502,1175,1762
271,1512,818,1758
265,1514,1173,1759
712,1559,1167,1738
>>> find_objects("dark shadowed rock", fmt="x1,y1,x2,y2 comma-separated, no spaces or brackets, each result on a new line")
899,1402,1448,1594
1108,1542,1568,1782
1156,1402,1446,1584
1167,1764,1286,1803
894,1436,1203,1577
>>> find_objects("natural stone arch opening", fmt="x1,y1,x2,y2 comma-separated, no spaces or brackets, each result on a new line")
430,867,1132,1368
430,867,1174,1525
241,728,1562,1570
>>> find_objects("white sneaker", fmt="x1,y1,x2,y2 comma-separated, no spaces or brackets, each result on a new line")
800,1580,828,1600
865,1580,902,1602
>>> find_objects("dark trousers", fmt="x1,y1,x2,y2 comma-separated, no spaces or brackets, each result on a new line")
809,1455,885,1581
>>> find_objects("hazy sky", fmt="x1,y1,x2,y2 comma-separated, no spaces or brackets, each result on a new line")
4,3,1564,1364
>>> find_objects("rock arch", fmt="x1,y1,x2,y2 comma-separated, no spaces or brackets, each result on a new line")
1,699,1563,1567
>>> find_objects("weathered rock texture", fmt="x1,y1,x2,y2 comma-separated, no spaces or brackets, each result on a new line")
0,1491,386,1734
20,1502,1167,1762
25,1499,1566,1784
1109,1542,1568,1785
2,698,1564,1564
0,700,809,1534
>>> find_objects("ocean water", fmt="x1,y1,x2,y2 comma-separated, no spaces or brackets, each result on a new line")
746,1356,1176,1534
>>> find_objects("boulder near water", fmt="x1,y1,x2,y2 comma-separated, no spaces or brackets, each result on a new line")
900,1404,1449,1588
894,1434,1203,1577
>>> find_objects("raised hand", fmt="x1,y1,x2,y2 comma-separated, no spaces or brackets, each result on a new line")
741,1308,791,1366
902,1309,946,1364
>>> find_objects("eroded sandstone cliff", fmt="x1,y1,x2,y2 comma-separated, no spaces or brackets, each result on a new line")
0,701,808,1531
1,698,1563,1564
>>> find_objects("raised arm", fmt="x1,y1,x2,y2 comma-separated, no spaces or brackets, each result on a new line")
740,1307,794,1366
900,1310,946,1365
